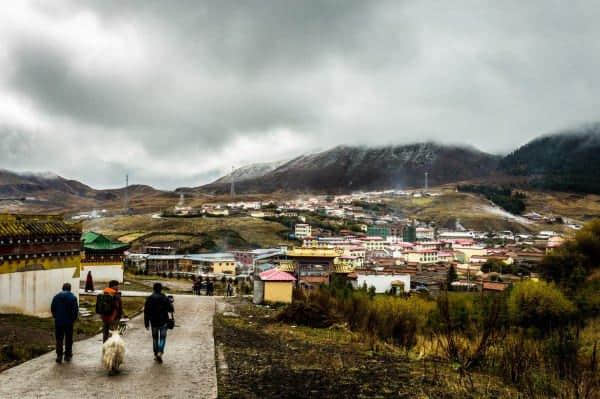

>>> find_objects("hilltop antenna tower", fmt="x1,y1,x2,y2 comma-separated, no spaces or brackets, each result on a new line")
424,172,428,191
230,166,235,197
124,174,129,214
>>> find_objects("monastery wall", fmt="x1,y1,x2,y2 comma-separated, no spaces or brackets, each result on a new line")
81,263,123,283
0,266,79,317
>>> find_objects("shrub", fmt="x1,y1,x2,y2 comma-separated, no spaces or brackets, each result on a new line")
507,280,576,335
367,296,434,349
281,286,434,350
276,301,338,328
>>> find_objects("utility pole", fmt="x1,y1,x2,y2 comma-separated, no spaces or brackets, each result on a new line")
230,166,235,198
124,174,129,215
424,171,428,192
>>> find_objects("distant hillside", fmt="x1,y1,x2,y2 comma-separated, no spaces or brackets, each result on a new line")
0,170,177,213
211,160,286,185
200,143,500,194
0,170,93,197
499,124,600,194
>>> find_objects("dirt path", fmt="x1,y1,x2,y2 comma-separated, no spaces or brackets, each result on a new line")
0,295,217,399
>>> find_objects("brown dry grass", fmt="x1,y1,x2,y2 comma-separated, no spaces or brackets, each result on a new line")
386,190,537,232
215,298,516,398
387,187,600,232
83,214,294,248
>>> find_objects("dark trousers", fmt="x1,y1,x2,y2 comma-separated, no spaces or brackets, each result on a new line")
151,325,168,355
55,323,73,358
102,321,117,343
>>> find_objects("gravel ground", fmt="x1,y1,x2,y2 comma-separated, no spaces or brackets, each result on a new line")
0,295,217,399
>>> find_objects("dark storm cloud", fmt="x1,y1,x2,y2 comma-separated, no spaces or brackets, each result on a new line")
7,37,320,154
1,1,600,188
84,0,388,71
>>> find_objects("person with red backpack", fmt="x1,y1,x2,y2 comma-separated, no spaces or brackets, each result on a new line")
96,280,123,343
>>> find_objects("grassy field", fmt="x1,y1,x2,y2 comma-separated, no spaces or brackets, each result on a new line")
214,298,515,398
0,296,145,372
83,215,294,250
523,191,600,221
385,187,600,232
386,190,537,232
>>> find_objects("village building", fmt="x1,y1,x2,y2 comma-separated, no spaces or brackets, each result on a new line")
232,248,284,272
81,231,129,283
254,268,296,304
282,247,342,285
402,224,417,242
145,255,190,275
143,252,238,276
481,281,511,293
0,214,82,316
416,227,435,241
145,245,176,255
453,245,487,263
405,249,439,264
354,274,411,294
361,237,385,251
438,231,476,240
187,253,237,275
367,225,390,238
294,223,312,239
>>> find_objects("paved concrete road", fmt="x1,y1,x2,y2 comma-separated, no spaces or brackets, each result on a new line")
0,295,217,399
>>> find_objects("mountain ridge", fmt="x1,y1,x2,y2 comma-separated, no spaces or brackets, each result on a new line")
2,124,600,211
200,142,501,194
499,123,600,194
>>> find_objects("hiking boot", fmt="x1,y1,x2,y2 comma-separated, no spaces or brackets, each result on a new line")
56,356,62,364
64,355,72,362
156,352,163,363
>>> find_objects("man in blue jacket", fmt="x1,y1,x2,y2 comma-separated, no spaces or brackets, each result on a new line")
51,283,79,363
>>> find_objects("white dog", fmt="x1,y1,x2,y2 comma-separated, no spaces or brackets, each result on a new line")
102,330,125,375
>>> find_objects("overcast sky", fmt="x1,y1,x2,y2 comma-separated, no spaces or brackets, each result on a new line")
1,1,599,189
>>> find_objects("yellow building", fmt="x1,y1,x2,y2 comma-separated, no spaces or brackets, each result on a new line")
259,268,296,304
406,250,439,264
0,214,82,316
212,260,236,275
188,253,238,276
453,246,487,263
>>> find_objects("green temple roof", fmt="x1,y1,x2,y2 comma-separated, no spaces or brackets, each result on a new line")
82,231,129,251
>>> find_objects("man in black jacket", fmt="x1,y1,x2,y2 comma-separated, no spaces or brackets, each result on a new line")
144,283,174,363
51,283,79,363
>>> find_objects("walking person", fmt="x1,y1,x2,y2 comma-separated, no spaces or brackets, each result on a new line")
144,283,174,363
226,281,233,297
96,280,123,343
51,283,79,363
207,279,214,296
84,270,94,293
